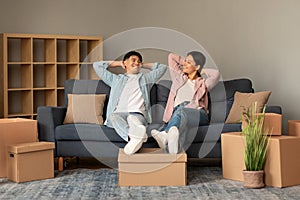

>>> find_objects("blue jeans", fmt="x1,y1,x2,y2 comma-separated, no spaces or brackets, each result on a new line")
106,112,147,142
162,101,209,151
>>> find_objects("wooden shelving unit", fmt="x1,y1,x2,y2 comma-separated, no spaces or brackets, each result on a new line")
0,33,103,119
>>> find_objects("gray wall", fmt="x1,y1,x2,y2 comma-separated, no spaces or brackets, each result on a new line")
1,0,300,132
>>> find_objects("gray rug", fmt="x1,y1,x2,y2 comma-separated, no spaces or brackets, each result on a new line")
1,167,300,200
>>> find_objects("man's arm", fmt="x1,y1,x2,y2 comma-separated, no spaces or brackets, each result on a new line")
93,61,122,86
143,62,167,83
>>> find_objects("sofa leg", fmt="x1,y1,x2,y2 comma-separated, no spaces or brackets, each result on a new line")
58,157,64,171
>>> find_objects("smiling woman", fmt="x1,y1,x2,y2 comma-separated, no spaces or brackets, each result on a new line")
151,52,220,154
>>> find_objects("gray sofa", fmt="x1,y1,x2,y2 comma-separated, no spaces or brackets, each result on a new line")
37,78,281,169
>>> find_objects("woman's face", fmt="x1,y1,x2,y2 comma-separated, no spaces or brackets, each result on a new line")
182,55,199,75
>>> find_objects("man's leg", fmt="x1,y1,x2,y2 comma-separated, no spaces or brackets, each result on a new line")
124,113,147,155
106,112,130,142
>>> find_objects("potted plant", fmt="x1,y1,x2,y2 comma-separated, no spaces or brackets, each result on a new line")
241,102,271,189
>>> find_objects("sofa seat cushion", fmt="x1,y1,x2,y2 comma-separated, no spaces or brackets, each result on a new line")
187,123,242,143
55,124,125,142
56,124,158,143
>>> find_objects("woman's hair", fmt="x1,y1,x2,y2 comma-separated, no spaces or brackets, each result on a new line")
187,51,206,71
123,51,143,62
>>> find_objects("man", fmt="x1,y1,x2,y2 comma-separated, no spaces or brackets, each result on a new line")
93,51,167,155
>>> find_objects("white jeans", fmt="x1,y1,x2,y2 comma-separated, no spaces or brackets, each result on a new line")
106,112,147,142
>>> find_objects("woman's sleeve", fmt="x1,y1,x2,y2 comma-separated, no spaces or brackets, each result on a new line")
168,53,185,81
203,68,221,91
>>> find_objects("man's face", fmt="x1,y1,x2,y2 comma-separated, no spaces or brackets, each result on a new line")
123,55,142,74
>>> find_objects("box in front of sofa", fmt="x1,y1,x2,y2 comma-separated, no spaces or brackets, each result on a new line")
7,142,55,183
118,148,187,186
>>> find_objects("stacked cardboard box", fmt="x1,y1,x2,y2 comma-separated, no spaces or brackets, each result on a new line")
7,142,55,183
242,113,282,135
222,132,300,188
0,118,38,178
118,148,187,186
288,120,300,136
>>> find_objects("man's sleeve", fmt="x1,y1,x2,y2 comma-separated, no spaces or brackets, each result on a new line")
93,61,117,86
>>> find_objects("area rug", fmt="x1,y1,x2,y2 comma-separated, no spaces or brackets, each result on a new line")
1,167,300,199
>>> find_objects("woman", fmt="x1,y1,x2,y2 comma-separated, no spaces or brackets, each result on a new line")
151,51,220,154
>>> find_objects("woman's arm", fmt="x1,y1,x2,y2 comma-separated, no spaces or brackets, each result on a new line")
201,68,221,91
168,53,186,80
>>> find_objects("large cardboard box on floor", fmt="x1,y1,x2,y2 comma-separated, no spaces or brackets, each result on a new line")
0,118,38,178
242,113,282,135
221,132,300,188
7,142,55,183
118,148,187,186
288,120,300,136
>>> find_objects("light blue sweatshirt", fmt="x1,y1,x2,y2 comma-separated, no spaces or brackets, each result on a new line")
93,61,167,124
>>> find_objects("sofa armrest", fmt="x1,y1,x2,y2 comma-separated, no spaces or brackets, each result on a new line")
37,106,67,142
265,105,282,114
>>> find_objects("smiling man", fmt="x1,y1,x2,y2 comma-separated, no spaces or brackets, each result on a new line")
93,51,167,155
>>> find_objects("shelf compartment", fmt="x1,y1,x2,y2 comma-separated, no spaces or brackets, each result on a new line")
57,64,79,87
80,39,102,62
33,38,56,62
8,90,32,115
8,64,32,89
79,63,99,80
33,89,56,113
57,39,79,62
33,64,56,88
57,89,65,107
7,38,32,62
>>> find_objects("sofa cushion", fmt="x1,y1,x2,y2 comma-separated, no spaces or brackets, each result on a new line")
225,91,271,124
56,124,125,142
63,94,106,124
64,79,110,120
186,123,242,143
209,78,253,123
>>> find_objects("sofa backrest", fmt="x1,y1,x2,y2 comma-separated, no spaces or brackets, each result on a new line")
64,78,254,124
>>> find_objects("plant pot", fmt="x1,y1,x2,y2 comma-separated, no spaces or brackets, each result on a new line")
243,170,265,189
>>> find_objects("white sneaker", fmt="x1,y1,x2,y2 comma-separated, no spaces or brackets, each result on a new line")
168,126,179,154
151,129,168,149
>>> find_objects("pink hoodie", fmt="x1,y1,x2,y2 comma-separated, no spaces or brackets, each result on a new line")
163,53,220,123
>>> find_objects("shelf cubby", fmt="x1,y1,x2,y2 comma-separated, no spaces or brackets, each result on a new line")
8,64,32,89
7,37,32,63
33,89,56,113
57,89,65,107
57,39,79,62
33,64,56,88
80,39,102,63
33,38,56,63
79,63,98,80
57,64,79,87
8,90,32,116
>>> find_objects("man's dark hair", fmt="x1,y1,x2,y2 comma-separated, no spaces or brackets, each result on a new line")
123,51,143,62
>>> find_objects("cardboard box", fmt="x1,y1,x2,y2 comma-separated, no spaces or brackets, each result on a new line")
288,120,300,136
7,142,55,183
242,113,282,135
0,118,38,178
221,132,300,188
118,148,187,186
